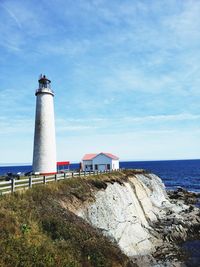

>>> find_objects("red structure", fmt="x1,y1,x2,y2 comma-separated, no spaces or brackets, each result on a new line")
57,161,70,172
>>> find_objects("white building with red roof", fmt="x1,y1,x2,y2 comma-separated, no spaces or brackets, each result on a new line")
82,152,119,172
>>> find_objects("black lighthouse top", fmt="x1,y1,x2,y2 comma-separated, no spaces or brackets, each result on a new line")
38,74,51,89
36,74,54,96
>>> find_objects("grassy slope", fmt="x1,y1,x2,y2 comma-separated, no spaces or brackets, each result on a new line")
0,171,140,267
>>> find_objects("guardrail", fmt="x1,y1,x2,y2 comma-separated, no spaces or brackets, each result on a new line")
0,170,116,195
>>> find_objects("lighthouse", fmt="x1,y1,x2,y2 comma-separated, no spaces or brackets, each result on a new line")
32,74,57,174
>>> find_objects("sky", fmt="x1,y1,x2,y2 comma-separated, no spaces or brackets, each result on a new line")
0,0,200,164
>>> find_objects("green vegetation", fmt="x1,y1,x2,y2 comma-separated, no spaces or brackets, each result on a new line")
0,171,139,267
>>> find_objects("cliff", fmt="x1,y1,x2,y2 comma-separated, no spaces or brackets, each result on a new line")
0,170,199,267
60,170,200,266
75,172,167,257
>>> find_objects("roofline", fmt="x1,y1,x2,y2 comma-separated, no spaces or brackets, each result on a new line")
82,152,119,161
82,154,97,161
101,153,119,160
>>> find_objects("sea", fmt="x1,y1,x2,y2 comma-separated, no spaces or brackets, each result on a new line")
0,159,199,192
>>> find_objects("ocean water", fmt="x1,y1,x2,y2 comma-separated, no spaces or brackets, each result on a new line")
120,159,200,193
182,240,200,267
0,159,199,192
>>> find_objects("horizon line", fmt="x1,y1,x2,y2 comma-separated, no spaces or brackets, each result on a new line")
0,157,200,167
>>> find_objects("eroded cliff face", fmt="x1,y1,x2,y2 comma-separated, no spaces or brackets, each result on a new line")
59,171,200,266
76,173,169,257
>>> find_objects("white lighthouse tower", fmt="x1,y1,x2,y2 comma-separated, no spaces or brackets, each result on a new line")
32,74,57,174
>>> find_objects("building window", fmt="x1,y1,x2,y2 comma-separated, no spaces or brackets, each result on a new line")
95,164,98,170
86,165,93,170
107,164,110,170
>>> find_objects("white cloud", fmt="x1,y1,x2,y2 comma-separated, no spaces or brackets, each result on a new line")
2,4,22,29
123,113,200,123
54,113,200,136
163,0,200,45
0,116,34,135
38,39,90,57
57,128,200,162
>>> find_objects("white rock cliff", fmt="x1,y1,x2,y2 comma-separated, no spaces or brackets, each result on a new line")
76,173,171,257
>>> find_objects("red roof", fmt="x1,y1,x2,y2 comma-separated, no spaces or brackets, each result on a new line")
82,153,119,161
103,153,119,160
57,161,70,166
82,154,97,160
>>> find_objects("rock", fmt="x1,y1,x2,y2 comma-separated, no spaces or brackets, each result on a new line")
76,173,167,257
65,171,200,266
77,180,156,256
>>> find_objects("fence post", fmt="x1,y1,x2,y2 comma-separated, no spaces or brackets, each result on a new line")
55,174,57,182
29,176,32,188
64,172,66,179
11,178,15,193
84,171,86,176
43,175,46,184
72,172,74,178
79,170,81,177
97,171,98,175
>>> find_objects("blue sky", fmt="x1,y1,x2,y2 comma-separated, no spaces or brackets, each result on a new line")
0,0,200,163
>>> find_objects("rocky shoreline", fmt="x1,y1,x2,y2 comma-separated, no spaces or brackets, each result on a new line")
151,188,200,267
70,171,200,267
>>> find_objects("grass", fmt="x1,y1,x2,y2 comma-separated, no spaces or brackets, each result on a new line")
0,170,140,267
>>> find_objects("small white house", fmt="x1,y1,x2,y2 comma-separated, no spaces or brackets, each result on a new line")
82,152,119,172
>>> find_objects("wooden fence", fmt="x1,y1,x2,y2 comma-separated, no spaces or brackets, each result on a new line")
0,170,115,196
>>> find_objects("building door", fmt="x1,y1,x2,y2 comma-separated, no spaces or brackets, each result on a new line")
98,164,106,171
